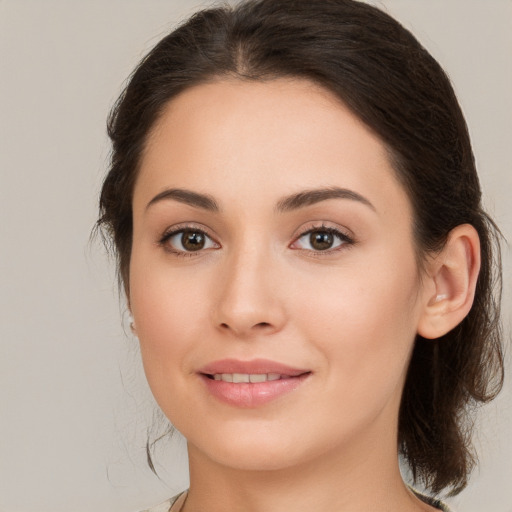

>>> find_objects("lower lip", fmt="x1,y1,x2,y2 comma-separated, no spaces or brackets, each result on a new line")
199,374,310,408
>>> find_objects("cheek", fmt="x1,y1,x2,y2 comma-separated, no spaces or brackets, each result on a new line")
293,252,421,397
129,272,216,430
128,253,209,390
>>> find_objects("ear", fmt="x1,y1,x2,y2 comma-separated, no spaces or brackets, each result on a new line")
417,224,481,339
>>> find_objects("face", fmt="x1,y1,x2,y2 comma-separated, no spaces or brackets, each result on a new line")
130,79,429,471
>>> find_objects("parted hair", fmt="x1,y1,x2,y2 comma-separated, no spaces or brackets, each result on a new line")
97,0,504,496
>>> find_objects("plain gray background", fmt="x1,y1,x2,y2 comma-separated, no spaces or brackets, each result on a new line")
1,1,510,511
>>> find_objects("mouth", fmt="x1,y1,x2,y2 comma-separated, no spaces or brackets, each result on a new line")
198,359,312,408
203,372,307,383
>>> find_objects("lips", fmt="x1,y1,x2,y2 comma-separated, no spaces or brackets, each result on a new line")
198,358,311,408
199,358,309,376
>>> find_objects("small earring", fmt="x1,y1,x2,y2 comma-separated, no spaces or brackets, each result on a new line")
130,321,137,334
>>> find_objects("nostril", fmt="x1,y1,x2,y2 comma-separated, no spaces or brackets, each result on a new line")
216,318,280,335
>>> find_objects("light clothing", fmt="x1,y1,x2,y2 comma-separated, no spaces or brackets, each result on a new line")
140,491,185,512
410,487,453,512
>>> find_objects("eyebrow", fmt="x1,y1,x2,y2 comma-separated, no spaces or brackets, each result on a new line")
146,188,220,212
145,186,375,214
275,187,376,213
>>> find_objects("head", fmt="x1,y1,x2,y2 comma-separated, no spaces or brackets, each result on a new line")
97,0,503,496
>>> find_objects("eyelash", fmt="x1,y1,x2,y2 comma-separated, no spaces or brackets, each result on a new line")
158,223,355,257
291,224,355,255
158,224,219,258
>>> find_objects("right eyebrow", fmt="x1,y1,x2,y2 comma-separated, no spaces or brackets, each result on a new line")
145,188,220,212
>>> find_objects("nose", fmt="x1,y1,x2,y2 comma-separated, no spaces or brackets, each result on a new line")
211,245,287,338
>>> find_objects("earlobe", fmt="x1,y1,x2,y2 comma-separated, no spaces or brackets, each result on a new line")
127,294,136,335
417,224,481,340
128,307,137,336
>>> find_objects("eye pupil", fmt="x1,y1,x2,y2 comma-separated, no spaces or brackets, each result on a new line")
181,231,205,251
310,231,333,250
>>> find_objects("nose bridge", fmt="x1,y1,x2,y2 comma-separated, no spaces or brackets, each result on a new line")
212,235,285,336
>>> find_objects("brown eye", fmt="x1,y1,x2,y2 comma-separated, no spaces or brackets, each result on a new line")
309,231,334,250
291,227,353,252
162,228,218,254
181,230,206,251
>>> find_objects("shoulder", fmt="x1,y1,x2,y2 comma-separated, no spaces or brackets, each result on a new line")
139,491,187,512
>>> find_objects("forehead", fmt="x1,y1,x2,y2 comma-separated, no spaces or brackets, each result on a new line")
144,78,383,168
135,78,410,218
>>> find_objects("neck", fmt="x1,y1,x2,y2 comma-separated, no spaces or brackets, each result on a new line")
183,413,434,512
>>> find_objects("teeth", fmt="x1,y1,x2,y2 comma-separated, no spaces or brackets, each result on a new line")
249,374,267,383
212,373,285,383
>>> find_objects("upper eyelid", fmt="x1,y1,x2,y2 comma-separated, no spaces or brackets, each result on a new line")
298,225,348,236
160,222,216,240
292,222,354,241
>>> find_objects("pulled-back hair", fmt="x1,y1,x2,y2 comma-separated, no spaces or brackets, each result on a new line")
97,0,504,496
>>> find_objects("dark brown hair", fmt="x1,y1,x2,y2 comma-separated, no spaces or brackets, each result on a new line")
97,0,504,496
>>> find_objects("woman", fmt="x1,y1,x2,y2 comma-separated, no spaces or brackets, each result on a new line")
97,1,504,510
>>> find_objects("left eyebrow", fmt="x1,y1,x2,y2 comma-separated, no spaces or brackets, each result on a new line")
275,187,376,213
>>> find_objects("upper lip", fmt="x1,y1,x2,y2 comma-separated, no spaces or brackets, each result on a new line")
198,358,310,376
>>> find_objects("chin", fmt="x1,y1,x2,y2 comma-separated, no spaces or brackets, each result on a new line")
187,419,354,474
187,425,313,472
206,444,307,472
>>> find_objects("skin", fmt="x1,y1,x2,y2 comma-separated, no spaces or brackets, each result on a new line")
129,79,477,511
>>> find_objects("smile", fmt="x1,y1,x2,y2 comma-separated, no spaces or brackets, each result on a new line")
198,359,311,408
210,373,286,383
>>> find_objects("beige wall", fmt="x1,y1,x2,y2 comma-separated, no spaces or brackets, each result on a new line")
0,1,510,511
